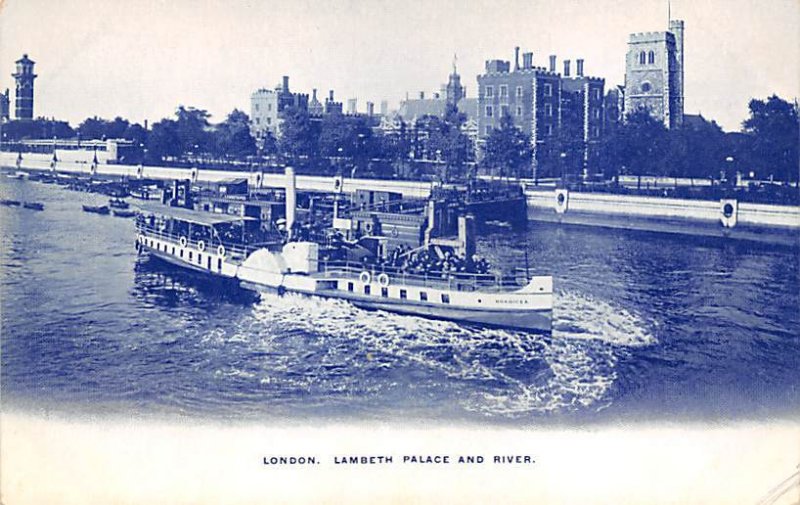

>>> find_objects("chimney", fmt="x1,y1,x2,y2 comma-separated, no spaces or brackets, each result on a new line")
367,101,374,116
576,59,584,77
549,55,557,72
420,91,425,99
563,59,571,77
312,88,318,100
523,52,533,69
328,90,334,101
515,46,520,70
282,75,290,91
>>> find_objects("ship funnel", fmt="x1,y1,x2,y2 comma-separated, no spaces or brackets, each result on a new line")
285,166,296,238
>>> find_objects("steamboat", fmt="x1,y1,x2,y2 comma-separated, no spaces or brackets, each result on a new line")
134,169,553,332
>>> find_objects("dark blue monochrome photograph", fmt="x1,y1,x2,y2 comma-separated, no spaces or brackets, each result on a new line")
0,0,797,504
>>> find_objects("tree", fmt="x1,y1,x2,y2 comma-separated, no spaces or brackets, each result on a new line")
77,116,109,140
278,106,317,159
213,109,257,159
480,114,533,178
2,119,74,140
415,105,473,182
145,118,181,161
742,95,799,182
175,106,212,155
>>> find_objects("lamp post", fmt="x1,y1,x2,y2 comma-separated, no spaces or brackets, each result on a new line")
559,152,567,188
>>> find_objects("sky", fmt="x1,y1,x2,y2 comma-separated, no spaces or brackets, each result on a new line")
0,0,797,132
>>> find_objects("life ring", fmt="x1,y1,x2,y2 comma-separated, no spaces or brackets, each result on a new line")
377,273,390,287
364,222,374,234
359,271,371,284
391,227,399,238
197,241,206,252
217,245,226,257
179,236,188,247
277,285,286,296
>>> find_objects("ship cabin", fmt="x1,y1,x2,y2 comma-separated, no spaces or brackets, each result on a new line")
135,202,282,265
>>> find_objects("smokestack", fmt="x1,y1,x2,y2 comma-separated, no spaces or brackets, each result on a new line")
576,59,584,77
367,102,374,116
523,52,533,69
419,91,425,99
285,166,296,238
549,55,556,72
282,76,290,91
515,46,520,70
563,59,571,77
312,88,318,100
329,90,334,101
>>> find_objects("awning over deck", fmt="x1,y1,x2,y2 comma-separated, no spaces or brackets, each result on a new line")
134,202,257,226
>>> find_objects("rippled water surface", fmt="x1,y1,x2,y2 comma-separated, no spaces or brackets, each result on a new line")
1,177,798,423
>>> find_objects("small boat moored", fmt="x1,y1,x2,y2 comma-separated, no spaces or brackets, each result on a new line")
111,209,137,218
109,198,130,209
22,202,45,211
82,204,110,215
1,199,22,206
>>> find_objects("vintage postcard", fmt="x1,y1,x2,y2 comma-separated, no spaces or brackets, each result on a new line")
0,0,798,503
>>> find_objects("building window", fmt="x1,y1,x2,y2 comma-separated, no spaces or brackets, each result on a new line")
593,108,601,119
499,85,508,98
381,287,389,297
641,82,652,93
267,104,272,111
441,293,450,304
420,291,428,301
347,282,354,292
255,104,260,111
266,118,272,125
501,105,509,117
364,285,371,295
516,86,523,98
639,51,646,65
485,85,494,97
485,125,493,136
545,103,552,117
648,50,655,64
544,83,552,97
593,126,600,138
400,289,407,300
516,106,522,116
547,124,553,136
594,88,601,100
485,105,493,117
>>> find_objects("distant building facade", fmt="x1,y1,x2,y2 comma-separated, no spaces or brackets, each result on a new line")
250,76,309,142
397,62,475,124
476,48,605,177
0,88,9,123
12,54,37,120
624,20,684,128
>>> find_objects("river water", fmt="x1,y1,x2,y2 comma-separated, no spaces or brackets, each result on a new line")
1,177,798,424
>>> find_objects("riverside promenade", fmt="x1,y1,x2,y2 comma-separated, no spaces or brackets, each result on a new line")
2,151,798,246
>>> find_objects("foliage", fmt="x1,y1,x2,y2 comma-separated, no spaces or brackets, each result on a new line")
742,95,799,182
480,115,532,178
145,118,181,161
278,106,318,159
212,109,256,159
414,104,473,181
1,119,74,141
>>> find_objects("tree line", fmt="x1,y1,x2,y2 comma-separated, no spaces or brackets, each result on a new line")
0,94,796,183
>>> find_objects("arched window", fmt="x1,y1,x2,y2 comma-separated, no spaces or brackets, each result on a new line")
639,51,646,65
648,51,655,64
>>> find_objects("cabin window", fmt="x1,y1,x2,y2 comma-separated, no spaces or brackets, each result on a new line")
217,258,222,271
400,289,407,300
420,291,428,302
189,252,193,261
381,287,388,297
207,257,211,269
180,249,184,258
198,253,202,265
441,294,450,304
347,282,354,292
171,246,175,255
364,285,371,295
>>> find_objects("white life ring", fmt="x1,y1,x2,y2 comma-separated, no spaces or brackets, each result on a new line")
217,245,226,257
197,241,206,252
377,273,390,287
179,236,188,247
364,222,374,234
391,227,399,238
359,271,371,284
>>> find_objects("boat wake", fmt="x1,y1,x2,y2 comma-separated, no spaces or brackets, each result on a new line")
200,290,654,419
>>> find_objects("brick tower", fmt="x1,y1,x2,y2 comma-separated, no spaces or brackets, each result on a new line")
12,54,37,120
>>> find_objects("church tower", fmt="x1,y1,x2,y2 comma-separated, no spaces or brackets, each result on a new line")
445,55,465,107
12,54,37,120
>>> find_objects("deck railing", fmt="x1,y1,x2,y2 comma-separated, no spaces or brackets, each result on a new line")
135,222,279,259
316,260,530,292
